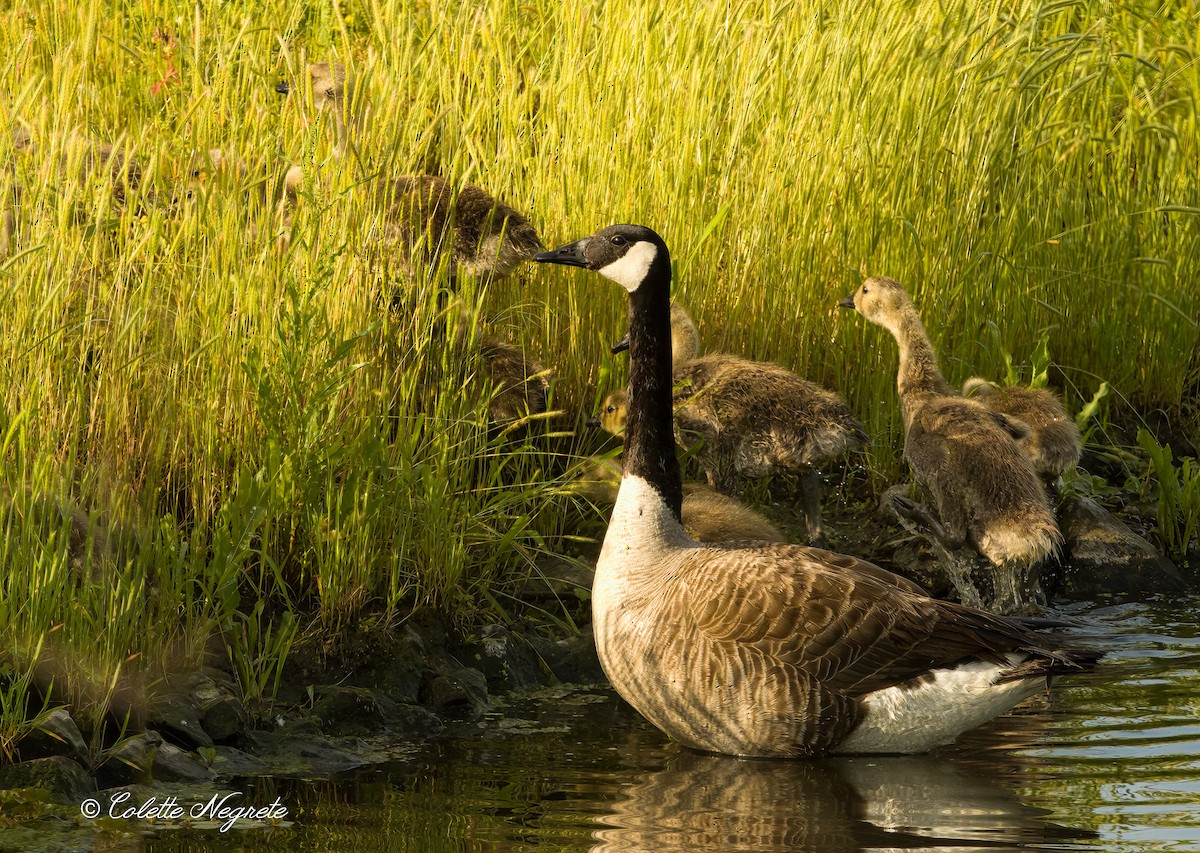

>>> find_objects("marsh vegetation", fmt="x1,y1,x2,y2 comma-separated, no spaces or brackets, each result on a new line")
0,0,1197,763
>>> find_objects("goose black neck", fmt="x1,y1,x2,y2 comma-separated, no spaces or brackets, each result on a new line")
624,256,684,524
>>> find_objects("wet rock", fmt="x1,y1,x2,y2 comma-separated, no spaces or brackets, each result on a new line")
311,686,443,738
145,672,247,748
187,672,247,742
530,631,606,685
152,742,214,782
0,755,95,801
1056,495,1189,598
456,624,547,693
145,691,212,750
243,731,366,778
421,666,488,716
18,708,88,761
210,745,269,777
96,731,163,788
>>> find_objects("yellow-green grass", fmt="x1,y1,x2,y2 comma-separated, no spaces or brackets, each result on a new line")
1,0,1197,744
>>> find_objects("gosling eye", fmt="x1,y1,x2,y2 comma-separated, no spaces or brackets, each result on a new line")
610,235,626,246
325,88,336,98
605,405,615,414
862,286,870,295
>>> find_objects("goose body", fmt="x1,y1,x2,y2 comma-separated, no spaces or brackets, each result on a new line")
612,302,866,543
963,377,1082,484
276,63,542,279
536,226,1097,757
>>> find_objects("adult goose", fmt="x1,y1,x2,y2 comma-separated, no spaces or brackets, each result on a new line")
535,225,1098,757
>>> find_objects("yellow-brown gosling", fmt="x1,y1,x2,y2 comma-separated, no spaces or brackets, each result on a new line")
535,224,1098,757
275,62,543,280
575,456,787,544
963,376,1082,490
839,277,1061,612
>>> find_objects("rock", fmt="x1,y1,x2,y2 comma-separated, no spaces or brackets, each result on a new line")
210,745,269,777
455,624,547,693
311,686,442,738
421,666,488,716
520,555,594,599
145,672,247,747
243,731,366,778
152,742,214,782
96,731,163,788
529,631,606,685
17,709,88,761
0,755,95,801
145,691,213,750
1056,495,1190,598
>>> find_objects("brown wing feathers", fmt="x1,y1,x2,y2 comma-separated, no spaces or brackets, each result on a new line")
685,544,1067,698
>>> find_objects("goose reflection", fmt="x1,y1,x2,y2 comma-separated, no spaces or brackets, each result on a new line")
592,745,1094,853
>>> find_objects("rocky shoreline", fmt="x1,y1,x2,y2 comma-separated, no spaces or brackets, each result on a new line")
0,486,1191,838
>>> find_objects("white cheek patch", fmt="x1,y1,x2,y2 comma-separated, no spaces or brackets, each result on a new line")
597,241,658,292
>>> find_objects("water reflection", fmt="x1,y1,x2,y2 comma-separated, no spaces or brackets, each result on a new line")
593,747,1095,852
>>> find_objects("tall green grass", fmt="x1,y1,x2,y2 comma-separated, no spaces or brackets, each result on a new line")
0,0,1197,736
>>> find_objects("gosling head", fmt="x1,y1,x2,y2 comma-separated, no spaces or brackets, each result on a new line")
534,224,669,293
586,390,630,436
837,276,912,327
611,302,699,363
276,62,353,113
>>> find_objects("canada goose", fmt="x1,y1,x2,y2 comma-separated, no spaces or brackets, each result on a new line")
839,277,1061,612
275,63,542,280
962,377,1082,487
535,224,1098,757
612,302,866,544
576,457,787,544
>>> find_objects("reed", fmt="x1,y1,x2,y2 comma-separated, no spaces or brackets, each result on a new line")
0,0,1196,735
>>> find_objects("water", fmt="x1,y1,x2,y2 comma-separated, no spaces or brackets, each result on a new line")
138,596,1200,851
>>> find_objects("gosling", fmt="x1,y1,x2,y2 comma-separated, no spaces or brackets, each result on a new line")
839,277,1060,612
962,377,1082,490
275,62,542,281
575,457,786,544
613,303,867,544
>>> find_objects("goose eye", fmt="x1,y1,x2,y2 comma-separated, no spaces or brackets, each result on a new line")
610,235,626,246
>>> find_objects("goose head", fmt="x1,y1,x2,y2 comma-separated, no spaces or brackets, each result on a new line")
838,276,912,328
534,224,669,293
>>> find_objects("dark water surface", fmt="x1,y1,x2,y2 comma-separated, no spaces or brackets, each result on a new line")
140,596,1200,852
